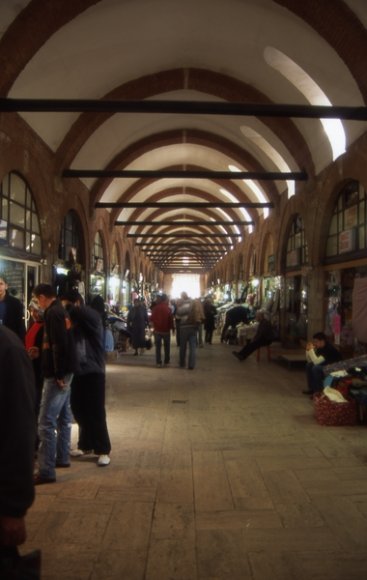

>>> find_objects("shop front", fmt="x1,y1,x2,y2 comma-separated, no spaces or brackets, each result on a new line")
323,180,367,355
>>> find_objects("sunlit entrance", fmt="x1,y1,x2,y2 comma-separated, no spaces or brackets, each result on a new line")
171,274,201,299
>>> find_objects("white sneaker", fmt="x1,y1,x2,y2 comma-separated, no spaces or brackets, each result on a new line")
97,454,110,467
70,449,93,457
70,449,84,457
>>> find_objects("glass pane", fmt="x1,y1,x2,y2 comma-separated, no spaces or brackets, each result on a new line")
326,235,337,257
1,196,9,220
9,174,26,205
359,201,365,224
0,258,25,304
30,234,41,255
10,203,25,227
359,226,366,250
25,210,31,229
9,227,24,249
329,214,338,235
32,213,40,234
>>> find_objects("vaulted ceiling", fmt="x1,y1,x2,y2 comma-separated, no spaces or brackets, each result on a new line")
1,0,366,273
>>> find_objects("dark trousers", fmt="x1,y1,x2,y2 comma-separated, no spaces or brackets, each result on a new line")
71,373,111,455
238,338,272,360
205,328,214,344
154,332,171,364
306,362,325,393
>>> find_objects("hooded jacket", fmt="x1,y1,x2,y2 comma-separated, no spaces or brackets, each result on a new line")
69,305,105,376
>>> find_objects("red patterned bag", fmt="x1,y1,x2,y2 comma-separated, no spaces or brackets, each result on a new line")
314,392,358,426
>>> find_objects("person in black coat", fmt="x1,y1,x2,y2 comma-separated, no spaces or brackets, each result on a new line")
220,301,249,343
62,291,111,467
0,274,25,341
0,326,38,574
203,297,217,345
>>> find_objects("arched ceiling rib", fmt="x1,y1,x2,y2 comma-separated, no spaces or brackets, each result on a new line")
0,0,366,273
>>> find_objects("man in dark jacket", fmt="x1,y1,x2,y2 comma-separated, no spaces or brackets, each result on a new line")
0,326,40,576
0,274,25,341
62,291,111,466
232,310,274,361
33,284,77,484
220,301,249,343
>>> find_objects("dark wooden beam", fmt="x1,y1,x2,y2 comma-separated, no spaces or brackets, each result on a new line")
98,202,271,208
135,242,234,247
1,98,366,120
146,252,224,256
127,233,241,238
116,220,253,226
65,169,306,181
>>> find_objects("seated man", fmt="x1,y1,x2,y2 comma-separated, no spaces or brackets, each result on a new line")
303,332,342,395
232,310,274,361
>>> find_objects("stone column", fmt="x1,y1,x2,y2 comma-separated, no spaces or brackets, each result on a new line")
306,265,326,339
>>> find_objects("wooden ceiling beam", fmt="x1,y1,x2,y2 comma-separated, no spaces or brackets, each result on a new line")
116,220,253,226
127,233,241,238
65,169,306,181
135,242,234,247
99,201,271,208
1,98,366,120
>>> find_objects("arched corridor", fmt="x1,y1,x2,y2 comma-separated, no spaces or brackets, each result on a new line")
23,340,367,579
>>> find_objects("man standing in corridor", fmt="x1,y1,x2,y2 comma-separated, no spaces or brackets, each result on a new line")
33,284,77,485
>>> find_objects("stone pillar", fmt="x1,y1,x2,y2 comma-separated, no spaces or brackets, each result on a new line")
306,265,326,339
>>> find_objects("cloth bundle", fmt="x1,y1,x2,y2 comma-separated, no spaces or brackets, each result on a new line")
314,389,358,426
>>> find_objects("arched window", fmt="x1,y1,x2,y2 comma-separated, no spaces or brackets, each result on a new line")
92,231,104,272
286,215,308,269
0,171,41,256
325,181,367,261
58,210,84,264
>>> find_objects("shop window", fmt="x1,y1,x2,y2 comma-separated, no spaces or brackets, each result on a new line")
0,172,41,256
325,181,367,260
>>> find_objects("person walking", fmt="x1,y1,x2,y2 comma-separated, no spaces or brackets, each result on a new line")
232,310,274,361
0,325,41,579
127,298,149,355
62,291,111,466
0,274,25,341
150,293,174,367
176,292,200,370
33,284,77,485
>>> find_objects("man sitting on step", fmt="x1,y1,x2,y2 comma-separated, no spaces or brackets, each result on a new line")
232,310,274,362
302,332,342,396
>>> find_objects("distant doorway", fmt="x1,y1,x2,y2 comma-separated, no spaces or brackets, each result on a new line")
171,274,201,298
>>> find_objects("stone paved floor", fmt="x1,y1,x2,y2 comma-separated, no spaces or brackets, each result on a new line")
21,338,367,579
